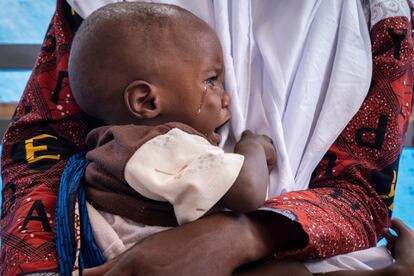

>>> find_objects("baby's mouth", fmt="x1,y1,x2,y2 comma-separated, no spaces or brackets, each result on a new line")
211,118,230,144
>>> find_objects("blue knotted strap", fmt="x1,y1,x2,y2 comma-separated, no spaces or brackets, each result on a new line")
55,152,105,275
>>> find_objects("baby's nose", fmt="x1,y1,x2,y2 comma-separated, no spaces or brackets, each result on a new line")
222,92,231,108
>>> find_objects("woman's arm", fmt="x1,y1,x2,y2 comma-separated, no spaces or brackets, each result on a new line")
237,219,414,276
83,211,307,276
0,1,86,275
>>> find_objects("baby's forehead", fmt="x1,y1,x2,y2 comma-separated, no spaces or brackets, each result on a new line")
139,23,221,59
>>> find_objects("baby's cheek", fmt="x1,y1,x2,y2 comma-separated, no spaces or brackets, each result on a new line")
203,100,215,110
204,95,221,110
204,103,221,120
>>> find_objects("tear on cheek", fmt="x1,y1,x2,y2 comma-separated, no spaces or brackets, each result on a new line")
195,86,208,116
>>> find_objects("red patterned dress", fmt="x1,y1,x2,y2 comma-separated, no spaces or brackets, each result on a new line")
1,1,413,274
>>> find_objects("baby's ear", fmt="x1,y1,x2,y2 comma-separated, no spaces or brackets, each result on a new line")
124,80,161,119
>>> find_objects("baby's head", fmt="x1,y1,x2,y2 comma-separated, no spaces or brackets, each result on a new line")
69,2,230,143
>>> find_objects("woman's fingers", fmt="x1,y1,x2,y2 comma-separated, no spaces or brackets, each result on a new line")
383,228,396,242
390,218,411,237
383,228,396,255
241,130,253,137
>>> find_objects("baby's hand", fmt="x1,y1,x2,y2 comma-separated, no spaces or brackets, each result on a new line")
384,218,414,275
236,130,276,172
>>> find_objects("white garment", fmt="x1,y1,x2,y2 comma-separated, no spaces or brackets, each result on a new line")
87,202,171,260
69,0,409,272
304,246,394,273
370,0,411,27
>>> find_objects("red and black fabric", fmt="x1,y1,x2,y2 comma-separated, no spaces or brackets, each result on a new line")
265,12,414,260
1,1,413,275
0,1,85,275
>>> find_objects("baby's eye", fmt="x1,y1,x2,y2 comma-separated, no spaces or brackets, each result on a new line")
204,77,217,87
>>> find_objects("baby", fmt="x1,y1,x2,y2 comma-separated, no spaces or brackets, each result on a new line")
69,2,275,259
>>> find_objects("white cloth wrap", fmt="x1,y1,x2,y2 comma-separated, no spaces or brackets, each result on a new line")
124,128,243,225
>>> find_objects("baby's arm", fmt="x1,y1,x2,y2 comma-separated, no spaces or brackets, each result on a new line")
219,130,276,212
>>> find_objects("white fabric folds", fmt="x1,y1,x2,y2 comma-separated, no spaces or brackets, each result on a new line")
304,246,394,273
214,0,372,197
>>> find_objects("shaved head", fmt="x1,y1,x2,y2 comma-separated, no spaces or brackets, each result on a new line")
69,2,217,124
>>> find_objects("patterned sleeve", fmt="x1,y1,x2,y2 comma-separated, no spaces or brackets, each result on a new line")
261,9,414,260
0,1,85,275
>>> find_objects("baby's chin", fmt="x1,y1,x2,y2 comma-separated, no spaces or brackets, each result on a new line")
207,131,221,145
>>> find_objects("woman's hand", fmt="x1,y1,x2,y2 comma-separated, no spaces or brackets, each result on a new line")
384,218,414,275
